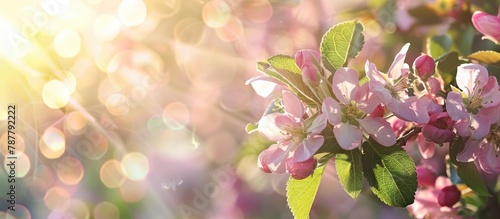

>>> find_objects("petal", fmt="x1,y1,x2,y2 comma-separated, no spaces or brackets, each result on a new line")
480,76,500,108
274,115,300,132
332,67,359,104
358,116,396,146
472,11,500,39
307,113,327,134
454,118,472,137
258,113,283,141
445,91,468,121
295,49,320,68
355,83,379,114
246,76,282,98
333,123,362,150
470,113,491,140
282,90,304,118
365,61,394,105
416,133,436,159
267,143,291,173
435,176,453,191
387,43,410,80
408,96,430,124
322,97,342,125
294,134,324,162
387,100,417,122
477,141,500,174
456,138,481,162
456,64,488,98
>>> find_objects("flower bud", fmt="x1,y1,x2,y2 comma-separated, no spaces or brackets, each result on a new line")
413,54,435,80
472,7,500,44
438,185,461,208
422,112,455,144
286,157,317,180
295,49,321,68
301,64,320,86
416,166,437,187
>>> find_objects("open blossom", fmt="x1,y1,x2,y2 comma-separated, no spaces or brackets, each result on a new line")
469,104,500,174
446,64,500,162
322,68,396,150
257,90,327,173
365,43,430,124
471,6,500,44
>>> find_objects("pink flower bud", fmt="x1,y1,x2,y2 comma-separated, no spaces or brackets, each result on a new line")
421,112,455,144
438,186,461,208
301,64,320,86
286,157,317,180
295,49,320,68
416,166,437,187
413,54,435,80
471,7,500,44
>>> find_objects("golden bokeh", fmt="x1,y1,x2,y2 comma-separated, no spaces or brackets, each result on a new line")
121,152,149,181
100,159,126,188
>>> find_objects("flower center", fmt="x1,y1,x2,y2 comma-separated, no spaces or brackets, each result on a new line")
341,100,365,125
385,76,410,98
486,125,500,156
466,95,483,114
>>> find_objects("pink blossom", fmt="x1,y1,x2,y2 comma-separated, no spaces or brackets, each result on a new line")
257,90,326,173
365,43,430,124
322,68,395,150
414,132,436,159
422,112,455,144
473,104,500,174
471,6,500,44
445,64,500,162
437,186,461,208
407,176,462,219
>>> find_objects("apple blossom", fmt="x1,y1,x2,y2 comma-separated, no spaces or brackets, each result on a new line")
421,112,455,144
365,43,430,124
286,157,317,180
257,90,326,173
413,54,435,80
322,67,396,150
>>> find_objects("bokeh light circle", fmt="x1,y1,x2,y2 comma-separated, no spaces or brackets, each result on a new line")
39,127,66,159
121,152,149,180
6,204,31,219
65,111,88,135
56,156,84,185
44,187,71,210
202,0,231,28
76,131,108,160
57,199,90,219
4,152,30,178
54,29,81,58
94,202,120,219
21,176,47,201
105,93,130,116
173,18,206,45
42,80,71,109
162,102,190,130
215,16,243,42
100,160,126,188
94,14,121,42
119,0,147,26
241,0,273,23
120,180,146,202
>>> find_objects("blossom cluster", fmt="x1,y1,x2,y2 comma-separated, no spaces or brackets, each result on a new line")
250,41,500,180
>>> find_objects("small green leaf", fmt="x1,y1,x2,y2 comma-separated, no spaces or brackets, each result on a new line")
320,20,364,73
427,34,452,58
467,50,500,66
266,55,320,105
245,123,258,134
336,149,363,199
449,24,475,56
287,162,327,219
436,52,462,85
449,138,489,196
362,139,417,207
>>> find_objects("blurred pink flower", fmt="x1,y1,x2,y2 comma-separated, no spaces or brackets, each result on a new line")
472,6,500,44
446,64,500,162
365,43,430,124
322,68,395,150
416,165,437,187
407,176,462,219
258,90,326,173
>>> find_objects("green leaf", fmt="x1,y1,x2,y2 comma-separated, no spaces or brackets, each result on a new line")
449,24,475,56
467,51,500,66
336,149,363,199
436,52,462,86
427,34,452,58
362,140,417,207
449,138,489,196
266,55,320,105
245,123,258,134
320,20,364,73
287,163,327,219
